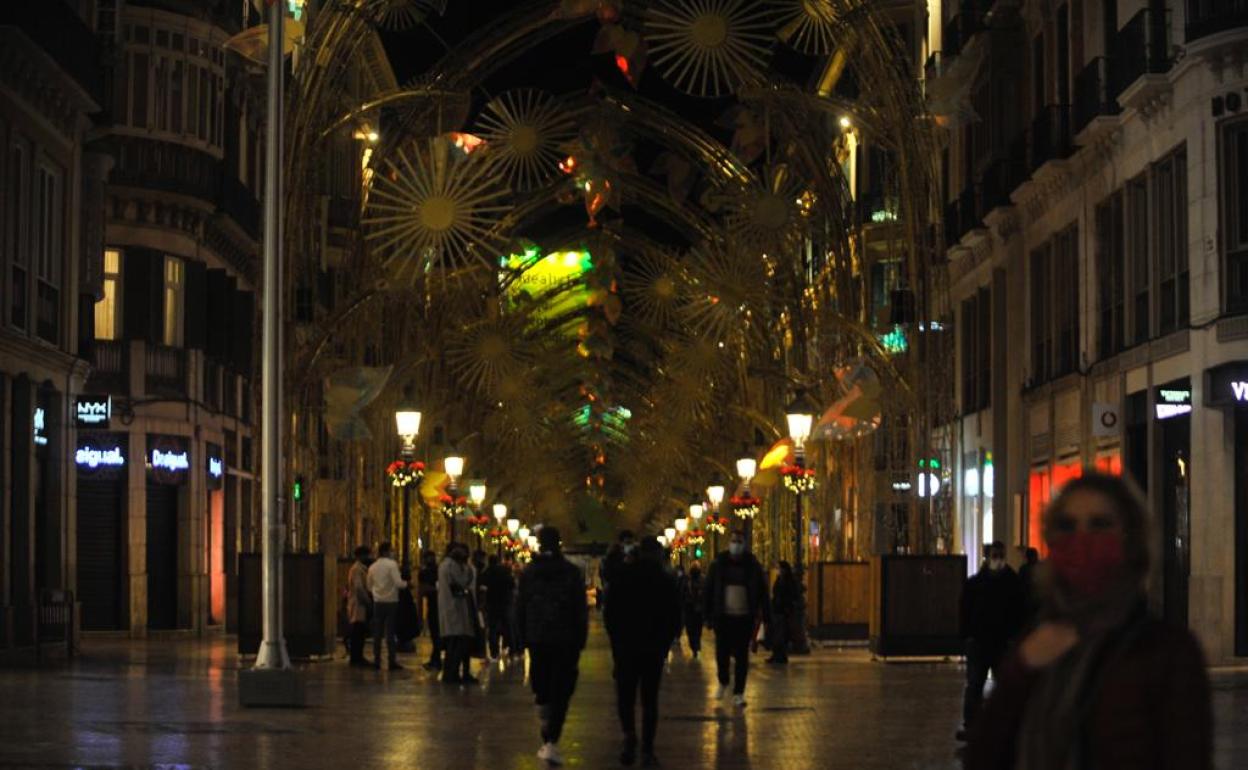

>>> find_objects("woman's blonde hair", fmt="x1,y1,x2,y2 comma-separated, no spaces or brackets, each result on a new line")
1043,471,1152,580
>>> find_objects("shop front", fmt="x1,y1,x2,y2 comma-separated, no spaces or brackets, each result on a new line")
1205,361,1248,656
145,435,189,630
206,444,225,626
75,423,128,631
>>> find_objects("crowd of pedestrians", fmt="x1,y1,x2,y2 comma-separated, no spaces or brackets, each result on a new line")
336,471,1211,769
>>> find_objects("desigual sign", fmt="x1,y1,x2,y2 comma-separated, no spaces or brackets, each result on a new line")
151,449,190,472
76,445,125,469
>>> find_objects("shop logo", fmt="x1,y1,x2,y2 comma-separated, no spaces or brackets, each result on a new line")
1155,388,1193,420
33,408,47,446
150,448,190,472
76,446,125,469
75,397,111,427
208,457,224,478
1232,381,1248,402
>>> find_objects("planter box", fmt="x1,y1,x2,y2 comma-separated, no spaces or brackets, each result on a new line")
237,553,338,659
805,562,870,640
869,554,966,657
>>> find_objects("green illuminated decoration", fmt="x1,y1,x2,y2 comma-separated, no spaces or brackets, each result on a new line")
878,325,908,354
501,247,593,327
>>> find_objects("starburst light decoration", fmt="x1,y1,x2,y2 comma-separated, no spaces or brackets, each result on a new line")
620,248,684,328
680,240,770,343
644,0,778,98
725,164,810,252
473,89,576,192
776,0,839,55
363,137,511,282
370,0,446,30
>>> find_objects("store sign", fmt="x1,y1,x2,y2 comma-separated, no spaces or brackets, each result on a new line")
147,435,191,484
33,407,48,446
1233,381,1248,402
151,449,190,472
1206,362,1248,408
1155,388,1192,420
76,445,125,469
209,457,224,478
74,396,112,428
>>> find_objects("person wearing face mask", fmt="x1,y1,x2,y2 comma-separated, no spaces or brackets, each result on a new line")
966,473,1212,770
703,529,769,707
958,540,1026,740
602,530,637,606
438,542,479,685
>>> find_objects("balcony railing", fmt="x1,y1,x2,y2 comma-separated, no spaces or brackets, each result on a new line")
979,155,1027,214
1112,9,1172,96
145,344,186,396
1186,0,1248,42
1073,57,1121,135
1029,105,1074,171
88,339,128,394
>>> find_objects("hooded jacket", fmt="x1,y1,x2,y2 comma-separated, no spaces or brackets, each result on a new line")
604,557,681,656
703,549,769,625
515,551,588,650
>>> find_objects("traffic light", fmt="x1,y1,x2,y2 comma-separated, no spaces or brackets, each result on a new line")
292,475,304,503
694,546,703,559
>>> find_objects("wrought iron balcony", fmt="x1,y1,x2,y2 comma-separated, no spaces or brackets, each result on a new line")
1073,57,1121,135
1111,9,1172,96
1028,105,1073,171
145,344,187,397
1186,0,1248,42
87,339,128,395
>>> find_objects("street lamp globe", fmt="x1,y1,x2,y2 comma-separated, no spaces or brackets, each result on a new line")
664,526,676,541
657,535,668,547
527,535,539,550
736,457,756,482
689,503,704,522
394,409,422,440
675,517,688,534
443,455,464,481
468,482,487,506
706,485,724,508
506,518,520,535
518,526,531,542
785,391,818,450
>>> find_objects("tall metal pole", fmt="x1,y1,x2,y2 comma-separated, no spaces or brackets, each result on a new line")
401,483,410,569
255,0,289,672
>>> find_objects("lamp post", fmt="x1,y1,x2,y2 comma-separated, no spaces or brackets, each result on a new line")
469,482,487,550
664,526,676,563
785,391,817,655
675,517,688,567
705,484,723,554
689,502,704,561
736,456,756,547
395,408,422,570
492,503,507,556
444,455,464,542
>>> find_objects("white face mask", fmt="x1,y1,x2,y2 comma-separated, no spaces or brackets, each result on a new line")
729,542,745,557
988,558,1005,571
622,543,636,554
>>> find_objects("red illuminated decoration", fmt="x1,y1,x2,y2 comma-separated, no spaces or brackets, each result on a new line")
780,464,817,493
385,459,425,487
438,493,469,518
730,494,760,519
466,514,491,538
447,132,485,155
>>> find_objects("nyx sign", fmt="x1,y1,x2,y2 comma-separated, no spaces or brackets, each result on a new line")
75,396,111,428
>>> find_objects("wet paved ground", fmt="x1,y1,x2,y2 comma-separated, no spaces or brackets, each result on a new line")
2,620,1247,769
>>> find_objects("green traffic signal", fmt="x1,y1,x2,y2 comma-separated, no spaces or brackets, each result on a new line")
292,476,304,503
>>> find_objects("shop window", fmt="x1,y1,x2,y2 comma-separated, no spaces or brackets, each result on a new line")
1028,466,1052,556
1222,118,1248,313
1155,146,1188,333
1094,452,1123,476
162,255,184,347
95,249,123,340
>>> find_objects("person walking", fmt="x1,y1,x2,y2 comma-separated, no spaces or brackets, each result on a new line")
704,528,769,707
605,536,681,767
682,564,705,659
346,545,372,667
767,560,799,665
481,553,516,659
601,530,637,605
966,473,1212,770
438,542,479,684
366,541,406,670
418,550,443,671
515,527,588,766
958,540,1026,739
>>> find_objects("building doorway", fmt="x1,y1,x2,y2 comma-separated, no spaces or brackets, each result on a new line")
146,483,180,630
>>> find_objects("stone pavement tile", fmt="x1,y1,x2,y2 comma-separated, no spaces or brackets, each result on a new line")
0,623,1245,770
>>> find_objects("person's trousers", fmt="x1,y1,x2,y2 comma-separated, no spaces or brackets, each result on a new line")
715,616,754,694
372,601,398,666
685,614,704,654
348,621,368,662
487,607,510,658
425,599,443,665
770,612,790,661
614,651,665,752
443,635,472,680
529,644,580,744
962,639,1004,728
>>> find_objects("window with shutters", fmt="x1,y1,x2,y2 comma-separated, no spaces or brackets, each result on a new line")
163,255,184,347
1053,225,1080,377
1223,118,1248,313
1126,175,1149,343
1095,190,1125,358
95,249,123,340
33,162,63,344
120,24,224,151
1154,145,1188,334
9,140,28,330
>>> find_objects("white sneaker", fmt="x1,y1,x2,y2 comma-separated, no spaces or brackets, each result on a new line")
732,694,747,707
537,742,564,765
716,683,730,699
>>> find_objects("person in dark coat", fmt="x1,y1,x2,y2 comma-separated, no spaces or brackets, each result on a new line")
958,540,1026,738
601,530,637,605
967,473,1211,770
515,527,588,767
703,528,769,707
682,564,705,658
605,536,681,767
417,550,443,671
481,553,516,659
767,560,799,664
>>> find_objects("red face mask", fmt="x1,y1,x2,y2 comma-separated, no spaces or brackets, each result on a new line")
1047,531,1126,598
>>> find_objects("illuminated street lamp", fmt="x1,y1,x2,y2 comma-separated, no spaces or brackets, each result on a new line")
469,482,487,507
784,390,819,656
492,503,507,556
518,526,531,543
506,518,520,535
689,503,704,524
735,457,757,546
394,405,422,569
675,517,688,534
444,455,464,541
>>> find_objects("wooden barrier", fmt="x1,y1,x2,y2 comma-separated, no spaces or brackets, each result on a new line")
237,553,338,658
805,562,870,640
869,554,966,657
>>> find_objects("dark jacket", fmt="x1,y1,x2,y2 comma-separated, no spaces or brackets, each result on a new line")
604,558,681,657
515,552,588,650
771,572,799,616
683,573,704,617
966,617,1211,770
703,550,769,624
481,563,515,613
959,566,1025,651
